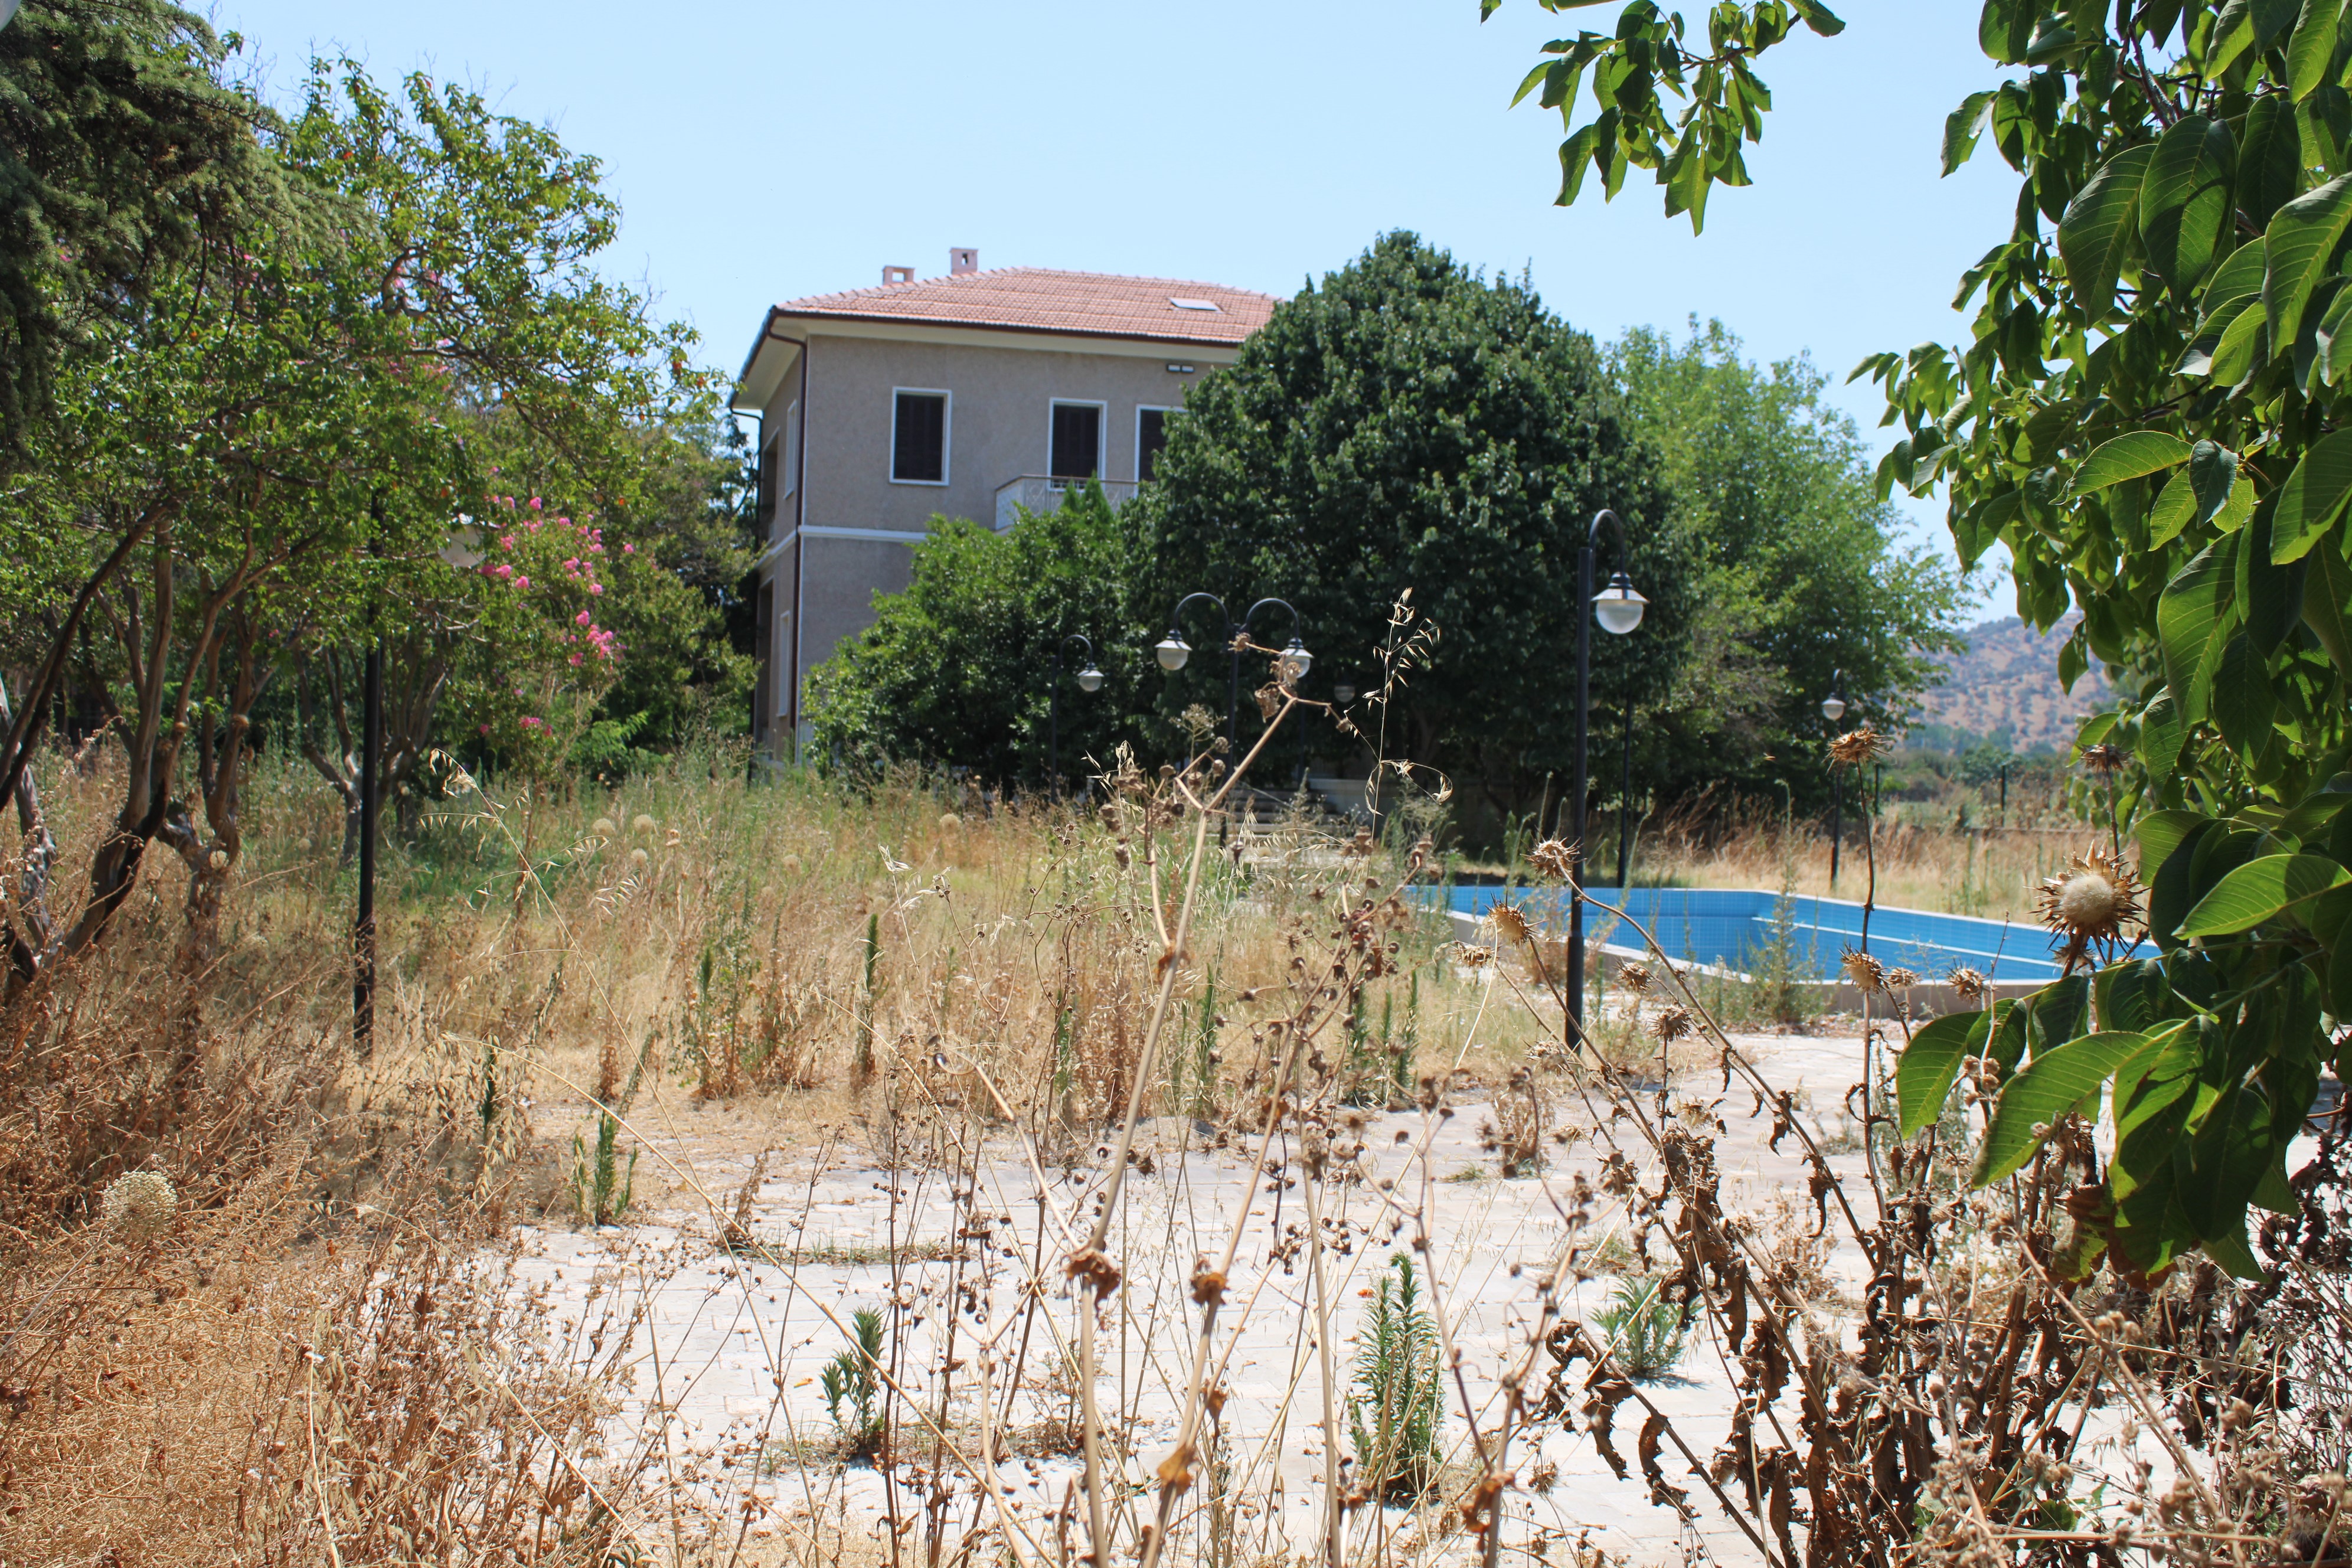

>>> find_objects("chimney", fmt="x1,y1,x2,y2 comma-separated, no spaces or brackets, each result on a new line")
949,247,979,276
881,265,914,285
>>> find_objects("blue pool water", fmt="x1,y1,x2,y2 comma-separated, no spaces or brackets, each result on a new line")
1439,885,2149,986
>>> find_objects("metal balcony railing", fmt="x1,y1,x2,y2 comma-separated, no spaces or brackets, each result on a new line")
992,475,1139,531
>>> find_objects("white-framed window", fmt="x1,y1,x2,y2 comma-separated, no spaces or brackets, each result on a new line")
890,388,950,485
782,399,801,498
1048,399,1106,483
1135,405,1175,482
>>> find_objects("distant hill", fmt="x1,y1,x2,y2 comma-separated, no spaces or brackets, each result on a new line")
1907,613,2112,754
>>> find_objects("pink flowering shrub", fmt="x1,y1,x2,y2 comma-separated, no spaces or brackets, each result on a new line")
449,492,632,773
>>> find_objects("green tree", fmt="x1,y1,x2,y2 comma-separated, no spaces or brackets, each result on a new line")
1132,231,1681,825
0,47,704,988
0,0,286,448
806,482,1149,786
269,63,718,818
1492,0,2352,1280
1608,321,1972,802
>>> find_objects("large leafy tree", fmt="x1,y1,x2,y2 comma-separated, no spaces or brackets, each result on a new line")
807,483,1151,786
0,0,284,448
0,41,705,989
271,63,718,827
1609,322,1971,802
1489,0,2352,1282
1132,231,1681,824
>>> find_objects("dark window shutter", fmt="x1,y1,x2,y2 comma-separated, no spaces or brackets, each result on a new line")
893,393,946,482
1050,403,1100,479
1137,409,1168,481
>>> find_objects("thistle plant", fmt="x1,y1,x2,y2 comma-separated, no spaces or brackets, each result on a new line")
571,1028,651,1226
1345,1254,1442,1504
1591,1276,1691,1383
820,1307,887,1461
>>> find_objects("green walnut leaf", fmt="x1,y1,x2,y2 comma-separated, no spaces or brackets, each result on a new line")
1976,1031,2160,1187
2176,853,2352,936
2072,430,2192,493
1896,1008,1991,1137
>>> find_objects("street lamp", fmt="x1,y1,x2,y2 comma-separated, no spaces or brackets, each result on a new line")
1047,633,1103,796
1567,511,1645,1039
1156,593,1309,837
1155,592,1309,757
1332,680,1356,705
1822,672,1848,889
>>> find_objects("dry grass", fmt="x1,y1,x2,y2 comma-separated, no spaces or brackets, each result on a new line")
1624,788,2100,924
2,695,2342,1568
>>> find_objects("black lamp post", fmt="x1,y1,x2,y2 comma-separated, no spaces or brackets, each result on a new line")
1613,700,1636,888
1821,672,1848,890
1567,511,1648,1036
354,636,381,1059
1046,633,1105,796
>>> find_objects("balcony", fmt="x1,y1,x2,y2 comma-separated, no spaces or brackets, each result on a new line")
992,475,1139,531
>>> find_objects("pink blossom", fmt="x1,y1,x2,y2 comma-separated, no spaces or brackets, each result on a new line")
479,723,492,734
528,497,542,511
515,576,530,590
491,563,514,579
568,653,583,667
589,582,603,595
575,610,591,626
521,716,544,730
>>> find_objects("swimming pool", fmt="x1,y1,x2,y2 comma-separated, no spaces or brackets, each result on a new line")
1439,885,2148,986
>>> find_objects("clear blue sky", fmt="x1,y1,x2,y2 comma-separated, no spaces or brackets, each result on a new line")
211,0,2024,619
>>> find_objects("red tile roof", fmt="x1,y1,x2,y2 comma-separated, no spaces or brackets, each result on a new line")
773,267,1278,347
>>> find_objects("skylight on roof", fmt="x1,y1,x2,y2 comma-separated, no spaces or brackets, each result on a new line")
1168,297,1222,312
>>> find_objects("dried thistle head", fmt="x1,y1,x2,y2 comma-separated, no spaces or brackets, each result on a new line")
2035,843,2144,974
1841,948,1885,993
2079,741,2126,775
1527,838,1579,883
1489,902,1533,946
102,1171,178,1240
1616,959,1654,997
1828,723,1889,769
1652,1005,1693,1045
1883,966,1919,991
1457,944,1495,970
1946,966,1989,1002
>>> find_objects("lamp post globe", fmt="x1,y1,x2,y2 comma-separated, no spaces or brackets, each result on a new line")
1332,681,1355,705
1592,571,1648,636
1279,638,1312,685
1155,634,1191,672
1076,664,1104,694
1821,694,1847,723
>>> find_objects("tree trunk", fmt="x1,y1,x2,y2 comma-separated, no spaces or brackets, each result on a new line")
0,675,60,989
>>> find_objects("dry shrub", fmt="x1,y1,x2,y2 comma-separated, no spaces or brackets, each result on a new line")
0,1184,638,1566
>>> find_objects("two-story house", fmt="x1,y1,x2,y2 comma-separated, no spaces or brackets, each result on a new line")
729,253,1279,750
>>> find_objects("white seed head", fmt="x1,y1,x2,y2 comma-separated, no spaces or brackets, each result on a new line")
102,1171,178,1240
2057,872,2118,931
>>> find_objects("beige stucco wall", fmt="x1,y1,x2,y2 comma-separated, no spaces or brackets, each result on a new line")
749,321,1242,744
773,328,1224,531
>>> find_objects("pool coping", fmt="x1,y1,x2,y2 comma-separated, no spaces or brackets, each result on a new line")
1442,909,2049,1019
